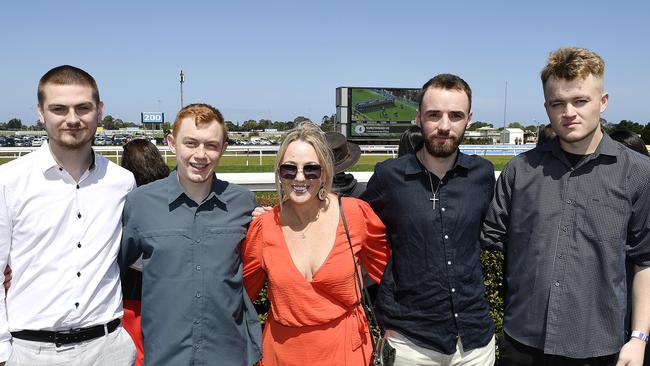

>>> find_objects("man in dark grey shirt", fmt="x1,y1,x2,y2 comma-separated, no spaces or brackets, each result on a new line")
481,47,650,365
120,103,261,366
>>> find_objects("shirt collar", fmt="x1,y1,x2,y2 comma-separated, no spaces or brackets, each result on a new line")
540,130,620,160
166,170,230,206
37,141,97,174
404,149,469,176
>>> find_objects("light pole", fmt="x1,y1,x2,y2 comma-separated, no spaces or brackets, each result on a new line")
179,69,185,109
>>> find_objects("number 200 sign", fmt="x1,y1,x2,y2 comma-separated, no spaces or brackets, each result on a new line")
141,112,164,123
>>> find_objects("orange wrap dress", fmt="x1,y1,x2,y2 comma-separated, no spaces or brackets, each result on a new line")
243,197,390,366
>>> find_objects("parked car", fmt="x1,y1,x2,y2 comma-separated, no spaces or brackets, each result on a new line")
31,137,47,147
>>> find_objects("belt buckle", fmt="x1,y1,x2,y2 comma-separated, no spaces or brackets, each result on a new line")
53,333,63,348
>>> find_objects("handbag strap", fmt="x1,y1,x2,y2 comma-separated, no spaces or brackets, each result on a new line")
337,194,384,345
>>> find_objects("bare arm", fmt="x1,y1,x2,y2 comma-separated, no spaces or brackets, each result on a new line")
617,265,650,366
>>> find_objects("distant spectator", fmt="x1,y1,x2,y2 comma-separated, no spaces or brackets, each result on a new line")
537,123,556,146
610,128,649,156
120,138,170,366
397,125,424,157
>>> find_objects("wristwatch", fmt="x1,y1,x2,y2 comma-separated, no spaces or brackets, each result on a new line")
631,331,649,342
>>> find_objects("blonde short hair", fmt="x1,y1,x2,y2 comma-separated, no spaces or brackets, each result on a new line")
275,121,334,203
541,47,605,87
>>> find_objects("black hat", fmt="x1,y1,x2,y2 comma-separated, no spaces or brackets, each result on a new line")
325,132,361,174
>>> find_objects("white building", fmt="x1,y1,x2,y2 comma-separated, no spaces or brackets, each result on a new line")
500,128,525,144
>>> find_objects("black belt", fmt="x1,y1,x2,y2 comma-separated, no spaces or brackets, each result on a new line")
12,318,121,347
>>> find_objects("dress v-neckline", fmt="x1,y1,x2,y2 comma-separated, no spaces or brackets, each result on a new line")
278,208,343,284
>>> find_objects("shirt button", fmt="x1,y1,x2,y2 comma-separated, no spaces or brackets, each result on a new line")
75,302,79,308
77,272,81,277
196,265,201,271
59,167,63,171
194,344,199,350
76,184,80,189
566,199,572,204
451,288,456,293
444,234,449,240
441,207,446,212
555,281,560,287
447,261,452,265
77,213,82,219
196,292,201,298
558,253,562,258
454,313,458,318
562,226,567,232
194,320,200,324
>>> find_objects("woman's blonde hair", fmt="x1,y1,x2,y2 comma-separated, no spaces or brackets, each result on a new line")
275,121,334,203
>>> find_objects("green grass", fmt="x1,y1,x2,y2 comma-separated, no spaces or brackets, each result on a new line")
351,89,417,121
0,153,514,171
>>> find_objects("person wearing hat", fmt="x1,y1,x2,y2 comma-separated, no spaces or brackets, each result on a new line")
325,132,365,198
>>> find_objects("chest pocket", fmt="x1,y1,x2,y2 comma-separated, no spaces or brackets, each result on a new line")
201,227,248,277
139,229,192,279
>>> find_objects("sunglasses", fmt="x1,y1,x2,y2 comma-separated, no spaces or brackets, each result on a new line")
278,163,322,180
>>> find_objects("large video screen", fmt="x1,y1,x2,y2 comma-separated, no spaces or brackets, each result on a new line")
348,88,418,140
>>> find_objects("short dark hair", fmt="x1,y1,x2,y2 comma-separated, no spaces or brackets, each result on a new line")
418,73,472,112
38,65,100,106
397,125,423,157
121,139,170,187
537,124,556,146
610,128,649,157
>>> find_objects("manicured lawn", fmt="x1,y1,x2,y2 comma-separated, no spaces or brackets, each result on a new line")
0,153,514,171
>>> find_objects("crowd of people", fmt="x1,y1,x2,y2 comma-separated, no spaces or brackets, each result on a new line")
0,46,649,366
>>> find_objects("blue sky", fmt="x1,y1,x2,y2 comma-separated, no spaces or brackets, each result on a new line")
2,0,649,127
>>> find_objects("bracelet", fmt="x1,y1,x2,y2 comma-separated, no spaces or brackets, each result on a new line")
631,331,649,342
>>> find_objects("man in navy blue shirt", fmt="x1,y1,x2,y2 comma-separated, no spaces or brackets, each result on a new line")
362,74,496,365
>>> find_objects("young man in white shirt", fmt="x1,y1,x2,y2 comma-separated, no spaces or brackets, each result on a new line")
0,65,136,365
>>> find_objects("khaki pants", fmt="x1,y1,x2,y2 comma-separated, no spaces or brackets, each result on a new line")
386,329,495,366
7,325,136,366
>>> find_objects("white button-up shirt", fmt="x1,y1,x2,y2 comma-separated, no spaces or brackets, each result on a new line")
0,143,135,361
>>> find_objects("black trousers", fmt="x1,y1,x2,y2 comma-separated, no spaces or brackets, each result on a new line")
498,332,617,366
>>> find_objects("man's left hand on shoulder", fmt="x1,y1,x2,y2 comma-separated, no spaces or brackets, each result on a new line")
617,338,645,366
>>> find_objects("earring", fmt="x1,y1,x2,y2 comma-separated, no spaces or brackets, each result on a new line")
318,184,326,201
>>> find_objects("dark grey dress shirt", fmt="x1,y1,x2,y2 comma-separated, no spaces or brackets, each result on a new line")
481,134,650,358
120,171,262,366
361,151,496,354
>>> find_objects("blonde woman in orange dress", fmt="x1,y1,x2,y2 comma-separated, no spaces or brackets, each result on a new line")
243,122,390,365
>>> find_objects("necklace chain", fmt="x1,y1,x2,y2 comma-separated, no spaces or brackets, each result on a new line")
298,208,321,239
427,171,442,210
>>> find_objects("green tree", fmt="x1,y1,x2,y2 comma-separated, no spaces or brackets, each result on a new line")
241,120,258,131
272,121,288,130
7,118,22,130
507,122,524,129
468,121,493,131
320,114,335,132
293,116,310,124
615,120,644,134
257,119,272,130
102,115,116,130
225,121,238,132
